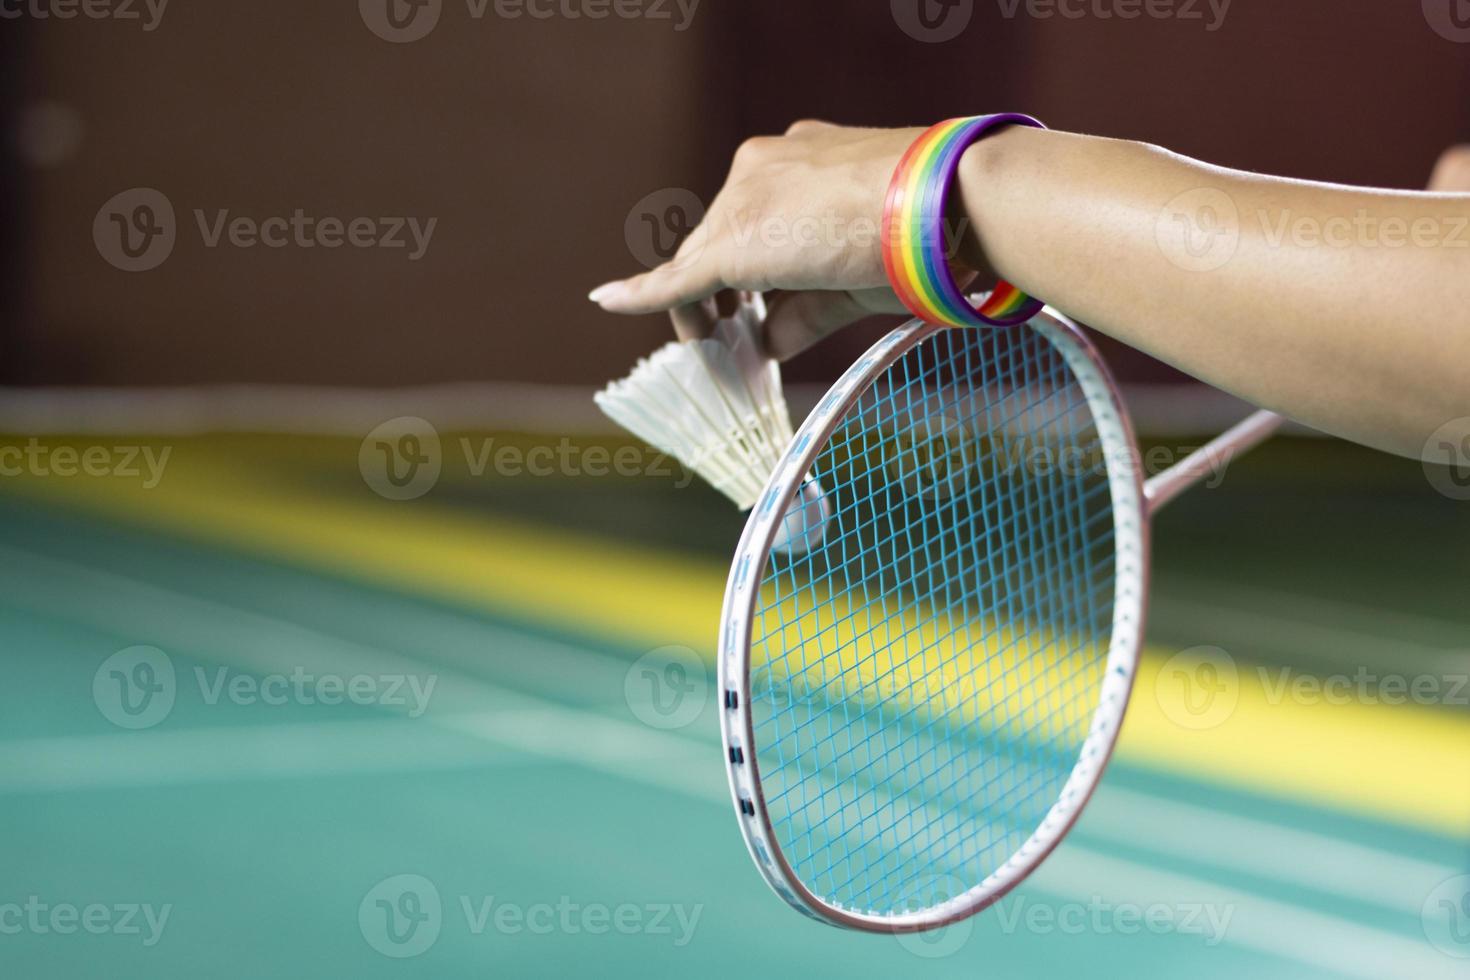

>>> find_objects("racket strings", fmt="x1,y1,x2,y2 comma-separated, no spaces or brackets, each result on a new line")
748,324,1118,916
770,365,1070,887
754,540,1116,809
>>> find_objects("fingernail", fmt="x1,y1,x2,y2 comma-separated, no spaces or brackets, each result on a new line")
588,282,624,305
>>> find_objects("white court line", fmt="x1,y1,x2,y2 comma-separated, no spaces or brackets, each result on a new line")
1160,578,1469,641
0,717,539,793
1158,578,1470,646
1082,788,1456,915
1150,595,1468,677
224,578,640,706
190,563,1466,916
1029,850,1461,980
0,544,1456,978
0,381,1294,438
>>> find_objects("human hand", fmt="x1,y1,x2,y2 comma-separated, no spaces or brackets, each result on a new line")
590,121,988,359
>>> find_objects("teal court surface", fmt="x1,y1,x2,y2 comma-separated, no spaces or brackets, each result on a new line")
0,432,1467,978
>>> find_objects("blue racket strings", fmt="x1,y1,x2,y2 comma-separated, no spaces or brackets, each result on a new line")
748,325,1117,916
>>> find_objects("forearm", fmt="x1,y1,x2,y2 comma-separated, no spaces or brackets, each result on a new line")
957,127,1470,458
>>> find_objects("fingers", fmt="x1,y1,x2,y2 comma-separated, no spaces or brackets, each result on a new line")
669,298,716,342
764,288,906,361
668,290,743,341
1429,145,1470,192
589,256,727,315
591,210,728,313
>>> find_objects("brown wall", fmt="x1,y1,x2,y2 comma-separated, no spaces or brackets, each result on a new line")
7,1,1469,387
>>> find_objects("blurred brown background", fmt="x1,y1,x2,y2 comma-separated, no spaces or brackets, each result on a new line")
4,0,1468,388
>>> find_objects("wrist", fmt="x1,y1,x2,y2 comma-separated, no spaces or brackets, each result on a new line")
881,115,1047,328
949,124,1045,274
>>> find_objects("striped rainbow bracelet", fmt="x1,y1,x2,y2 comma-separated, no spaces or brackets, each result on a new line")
881,114,1047,328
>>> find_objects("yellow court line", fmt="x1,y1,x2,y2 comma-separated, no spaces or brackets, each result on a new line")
4,435,1468,837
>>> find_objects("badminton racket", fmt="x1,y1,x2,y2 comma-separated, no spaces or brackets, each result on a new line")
716,304,1281,931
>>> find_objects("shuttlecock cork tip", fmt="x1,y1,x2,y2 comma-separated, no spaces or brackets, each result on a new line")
771,479,833,556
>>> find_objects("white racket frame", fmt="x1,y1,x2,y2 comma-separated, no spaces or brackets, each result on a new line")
716,306,1280,932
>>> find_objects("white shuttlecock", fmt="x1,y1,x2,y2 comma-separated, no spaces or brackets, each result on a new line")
595,295,832,555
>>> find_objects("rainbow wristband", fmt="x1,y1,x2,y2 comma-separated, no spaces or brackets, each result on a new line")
881,114,1046,328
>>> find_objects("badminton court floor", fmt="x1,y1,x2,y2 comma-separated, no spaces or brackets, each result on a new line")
0,433,1466,979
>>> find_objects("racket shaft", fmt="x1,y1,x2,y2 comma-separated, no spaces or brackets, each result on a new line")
1144,410,1283,514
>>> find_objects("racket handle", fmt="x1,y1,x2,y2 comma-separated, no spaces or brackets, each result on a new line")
1144,410,1284,516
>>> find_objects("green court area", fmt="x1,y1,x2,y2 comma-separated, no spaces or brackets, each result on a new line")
0,432,1466,978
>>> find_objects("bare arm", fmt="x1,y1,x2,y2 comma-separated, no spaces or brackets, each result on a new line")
957,128,1470,456
590,123,1470,459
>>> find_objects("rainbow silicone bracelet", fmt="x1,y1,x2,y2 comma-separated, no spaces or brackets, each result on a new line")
881,114,1047,328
